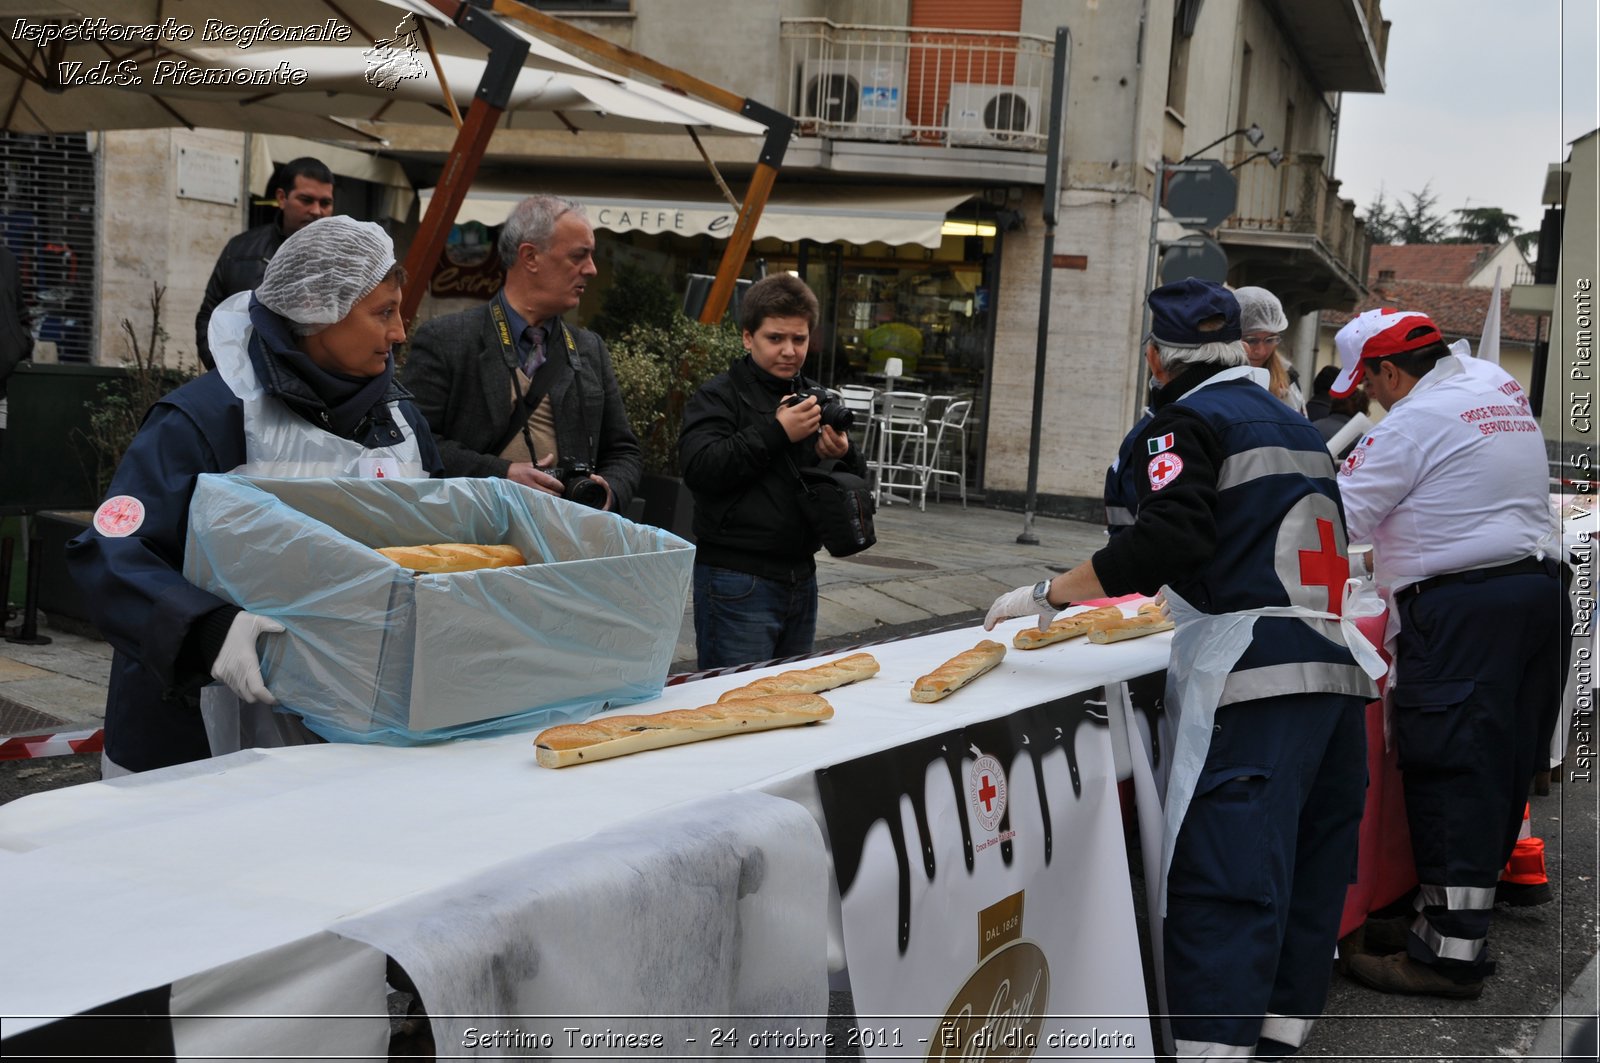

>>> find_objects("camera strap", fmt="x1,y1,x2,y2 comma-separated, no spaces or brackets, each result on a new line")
489,300,572,458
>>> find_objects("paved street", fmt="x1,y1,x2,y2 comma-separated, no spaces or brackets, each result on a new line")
1,499,1593,1058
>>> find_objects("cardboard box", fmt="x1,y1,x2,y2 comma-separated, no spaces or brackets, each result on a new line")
184,475,694,744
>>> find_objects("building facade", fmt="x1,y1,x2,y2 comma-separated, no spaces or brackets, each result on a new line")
68,0,1387,513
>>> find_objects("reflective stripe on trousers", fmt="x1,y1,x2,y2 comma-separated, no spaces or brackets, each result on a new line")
1259,1014,1315,1049
1412,914,1487,963
1416,883,1497,910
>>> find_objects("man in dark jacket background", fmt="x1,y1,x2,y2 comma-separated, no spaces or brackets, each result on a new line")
193,157,334,369
679,273,865,669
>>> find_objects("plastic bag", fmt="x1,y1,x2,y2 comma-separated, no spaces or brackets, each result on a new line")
183,475,694,745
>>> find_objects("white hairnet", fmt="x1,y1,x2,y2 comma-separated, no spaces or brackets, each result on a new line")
256,216,396,335
1233,286,1289,334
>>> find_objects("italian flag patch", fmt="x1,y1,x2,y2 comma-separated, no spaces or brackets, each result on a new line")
1147,432,1175,455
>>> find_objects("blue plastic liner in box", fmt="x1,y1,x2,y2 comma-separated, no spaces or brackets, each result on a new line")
183,475,694,745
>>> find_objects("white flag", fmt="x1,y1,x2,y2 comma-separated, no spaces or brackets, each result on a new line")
1478,266,1503,364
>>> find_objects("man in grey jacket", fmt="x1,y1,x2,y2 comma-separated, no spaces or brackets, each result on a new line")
401,195,641,512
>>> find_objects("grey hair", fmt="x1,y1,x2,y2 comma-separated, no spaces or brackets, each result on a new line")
497,194,589,268
1151,338,1249,374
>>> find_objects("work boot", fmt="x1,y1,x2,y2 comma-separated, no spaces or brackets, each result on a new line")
1496,879,1553,906
1345,952,1484,1000
1361,914,1413,955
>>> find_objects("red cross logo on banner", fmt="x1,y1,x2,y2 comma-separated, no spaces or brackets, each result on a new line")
978,774,998,811
1298,517,1349,614
968,752,1007,832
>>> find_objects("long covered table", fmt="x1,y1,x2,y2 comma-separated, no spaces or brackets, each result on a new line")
0,619,1172,1058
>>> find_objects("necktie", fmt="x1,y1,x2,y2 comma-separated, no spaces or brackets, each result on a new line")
521,324,546,376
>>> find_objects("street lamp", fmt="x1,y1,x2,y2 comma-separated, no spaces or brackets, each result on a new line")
1229,146,1284,172
1181,122,1265,164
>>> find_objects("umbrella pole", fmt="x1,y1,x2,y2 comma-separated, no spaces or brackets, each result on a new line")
482,2,793,327
700,101,793,325
400,4,530,325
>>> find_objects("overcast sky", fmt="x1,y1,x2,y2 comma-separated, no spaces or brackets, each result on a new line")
1335,0,1598,239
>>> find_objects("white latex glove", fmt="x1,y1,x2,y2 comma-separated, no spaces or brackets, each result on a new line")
984,585,1057,632
210,611,284,705
1153,590,1172,621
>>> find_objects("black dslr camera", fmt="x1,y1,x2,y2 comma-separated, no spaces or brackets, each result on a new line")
547,461,608,509
781,386,855,433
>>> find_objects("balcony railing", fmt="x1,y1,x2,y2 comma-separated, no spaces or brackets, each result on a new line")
780,18,1055,152
1225,151,1370,284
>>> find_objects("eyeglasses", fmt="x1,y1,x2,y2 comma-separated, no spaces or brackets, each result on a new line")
1242,335,1280,348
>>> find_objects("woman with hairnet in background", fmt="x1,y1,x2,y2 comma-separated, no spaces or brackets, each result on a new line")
69,216,444,776
1234,285,1306,414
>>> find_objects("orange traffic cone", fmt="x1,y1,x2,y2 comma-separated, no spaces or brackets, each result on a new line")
1498,803,1551,906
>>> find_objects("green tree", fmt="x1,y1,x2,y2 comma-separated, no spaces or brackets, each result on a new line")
1361,188,1400,244
1394,184,1451,243
1450,206,1520,244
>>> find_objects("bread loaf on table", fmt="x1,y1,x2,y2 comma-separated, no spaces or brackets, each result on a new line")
534,693,833,768
717,652,880,701
1013,606,1126,650
910,640,1007,703
376,543,526,573
1086,602,1175,643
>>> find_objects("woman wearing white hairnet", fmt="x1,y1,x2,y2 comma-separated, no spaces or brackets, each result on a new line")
1234,285,1306,414
69,216,444,775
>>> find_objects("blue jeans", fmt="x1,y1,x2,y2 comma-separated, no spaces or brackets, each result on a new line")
693,563,817,670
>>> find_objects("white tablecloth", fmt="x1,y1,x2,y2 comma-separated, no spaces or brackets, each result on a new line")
0,618,1170,1045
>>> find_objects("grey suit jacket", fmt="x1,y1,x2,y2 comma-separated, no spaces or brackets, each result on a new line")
401,300,643,510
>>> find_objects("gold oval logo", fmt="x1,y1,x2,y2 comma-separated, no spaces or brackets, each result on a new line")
926,939,1049,1062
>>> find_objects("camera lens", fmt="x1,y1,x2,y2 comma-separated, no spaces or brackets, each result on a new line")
565,476,609,509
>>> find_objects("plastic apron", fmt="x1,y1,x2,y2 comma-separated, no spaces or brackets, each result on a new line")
199,291,426,755
1157,582,1388,916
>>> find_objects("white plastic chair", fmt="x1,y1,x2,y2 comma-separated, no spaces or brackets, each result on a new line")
923,398,971,507
871,391,930,508
836,384,878,457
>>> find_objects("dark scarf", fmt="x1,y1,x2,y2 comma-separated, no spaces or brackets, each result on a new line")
247,297,402,439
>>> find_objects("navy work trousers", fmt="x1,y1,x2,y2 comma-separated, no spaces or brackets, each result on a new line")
1393,564,1569,974
1165,690,1367,1053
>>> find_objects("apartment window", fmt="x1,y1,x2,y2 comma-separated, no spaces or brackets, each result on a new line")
1166,0,1204,115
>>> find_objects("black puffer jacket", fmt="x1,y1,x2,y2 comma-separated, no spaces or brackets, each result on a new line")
679,356,865,582
195,221,285,369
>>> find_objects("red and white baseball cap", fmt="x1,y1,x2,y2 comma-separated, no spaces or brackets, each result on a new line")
1330,308,1443,397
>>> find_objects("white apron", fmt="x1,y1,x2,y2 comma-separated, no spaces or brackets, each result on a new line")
199,292,426,755
1157,583,1388,916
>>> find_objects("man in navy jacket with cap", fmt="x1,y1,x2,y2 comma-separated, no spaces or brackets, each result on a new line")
988,279,1377,1060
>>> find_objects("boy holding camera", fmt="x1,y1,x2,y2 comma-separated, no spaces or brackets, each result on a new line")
679,274,865,669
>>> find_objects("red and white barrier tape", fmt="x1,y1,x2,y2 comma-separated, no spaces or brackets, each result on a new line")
0,727,104,761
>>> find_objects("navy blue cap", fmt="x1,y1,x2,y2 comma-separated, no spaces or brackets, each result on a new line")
1147,278,1242,348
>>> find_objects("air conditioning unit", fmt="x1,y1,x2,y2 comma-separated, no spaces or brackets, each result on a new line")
799,59,905,137
947,83,1041,147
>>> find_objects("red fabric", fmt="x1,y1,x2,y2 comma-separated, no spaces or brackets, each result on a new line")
1077,592,1147,608
1338,610,1417,937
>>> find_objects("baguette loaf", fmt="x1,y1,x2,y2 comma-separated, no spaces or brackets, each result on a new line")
376,543,526,573
1086,603,1174,643
717,652,880,701
1013,606,1126,650
534,693,833,768
911,640,1007,703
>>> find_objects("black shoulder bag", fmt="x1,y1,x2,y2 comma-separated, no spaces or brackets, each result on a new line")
784,453,877,558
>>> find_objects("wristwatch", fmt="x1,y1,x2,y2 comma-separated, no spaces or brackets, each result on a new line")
1031,580,1055,611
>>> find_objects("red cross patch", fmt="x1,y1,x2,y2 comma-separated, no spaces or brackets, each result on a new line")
1340,448,1365,476
93,495,146,538
1147,452,1184,491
